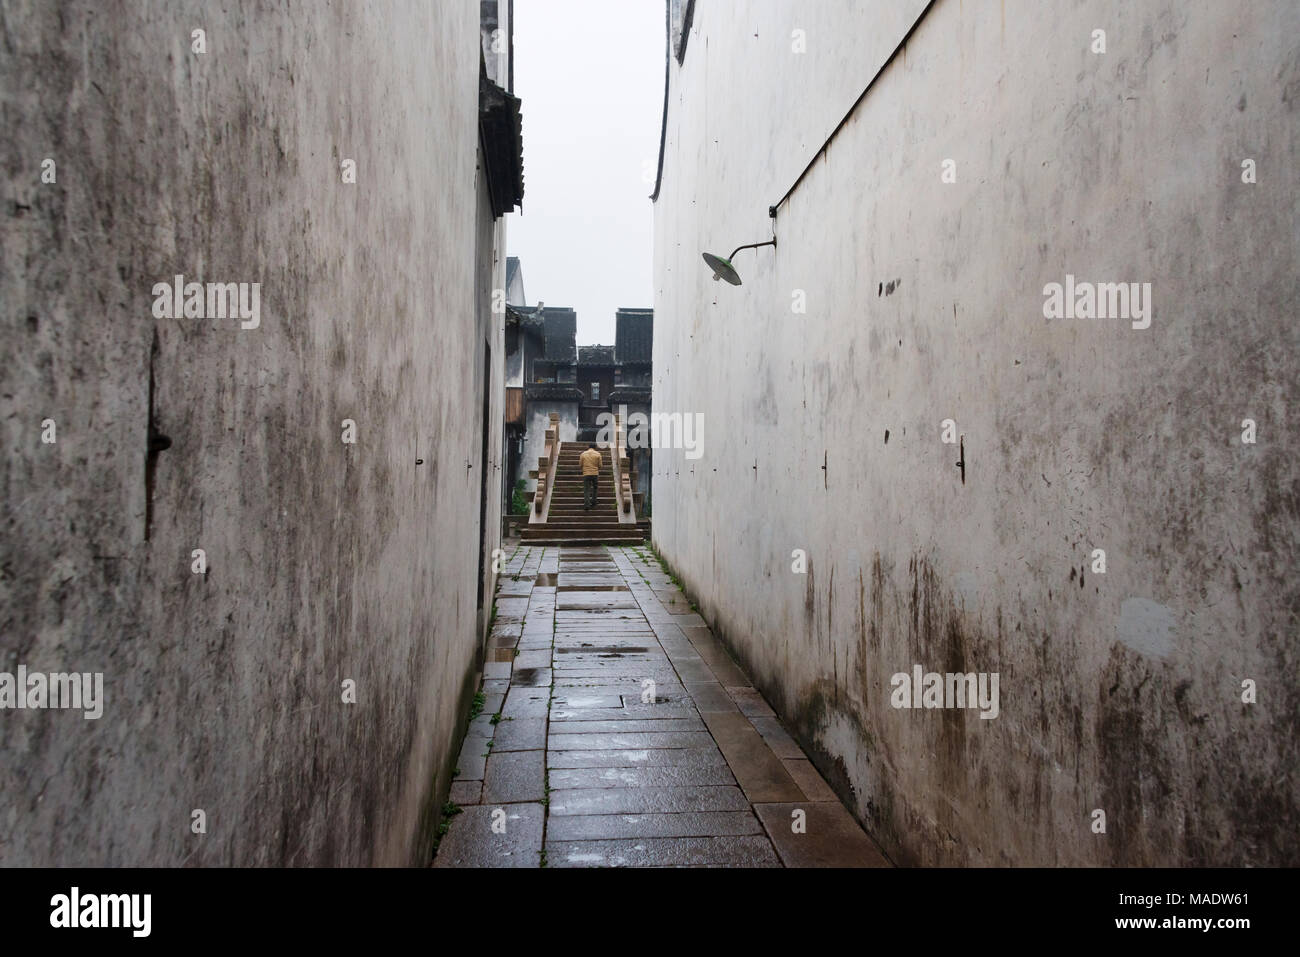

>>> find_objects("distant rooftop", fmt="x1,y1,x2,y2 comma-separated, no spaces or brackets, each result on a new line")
615,308,653,364
579,345,615,365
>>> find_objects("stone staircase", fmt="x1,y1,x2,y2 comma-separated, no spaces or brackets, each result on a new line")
520,444,647,544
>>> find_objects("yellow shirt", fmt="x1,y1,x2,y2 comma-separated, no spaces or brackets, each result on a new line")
579,449,602,476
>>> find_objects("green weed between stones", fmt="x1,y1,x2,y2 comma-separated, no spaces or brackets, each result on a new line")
433,801,463,854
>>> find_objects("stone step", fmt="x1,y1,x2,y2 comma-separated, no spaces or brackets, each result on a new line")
521,531,645,543
543,519,624,526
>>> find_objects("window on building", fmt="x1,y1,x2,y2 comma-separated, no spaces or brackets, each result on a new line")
590,382,600,401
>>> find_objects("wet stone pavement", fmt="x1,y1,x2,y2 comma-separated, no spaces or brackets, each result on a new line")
433,545,891,868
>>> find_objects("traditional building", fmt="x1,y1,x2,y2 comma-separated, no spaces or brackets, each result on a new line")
504,292,653,509
609,308,653,505
506,303,579,497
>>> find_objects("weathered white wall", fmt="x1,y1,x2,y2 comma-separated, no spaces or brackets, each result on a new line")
506,344,525,388
1,0,503,865
653,0,1299,865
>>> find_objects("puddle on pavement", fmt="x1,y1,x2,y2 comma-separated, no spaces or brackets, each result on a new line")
534,573,557,586
556,646,649,654
619,694,677,706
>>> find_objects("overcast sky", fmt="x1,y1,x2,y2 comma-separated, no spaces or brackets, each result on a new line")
510,0,663,345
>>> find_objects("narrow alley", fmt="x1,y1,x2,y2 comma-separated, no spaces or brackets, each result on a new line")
3,0,1295,932
434,544,888,867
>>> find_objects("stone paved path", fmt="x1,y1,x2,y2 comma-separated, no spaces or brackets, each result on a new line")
433,544,891,868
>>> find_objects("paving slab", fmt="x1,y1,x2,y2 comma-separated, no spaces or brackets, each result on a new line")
548,765,738,789
482,749,545,804
495,579,534,597
449,780,482,806
493,597,531,620
546,747,729,769
550,703,699,722
433,804,543,868
754,802,892,868
691,649,748,686
467,714,496,738
548,785,751,816
749,715,806,759
659,642,702,662
729,687,776,717
546,836,781,868
683,680,740,713
492,717,548,752
555,644,655,654
542,730,717,751
514,649,552,670
668,612,709,627
548,718,705,734
546,810,765,841
483,660,512,686
783,758,840,802
455,735,492,781
700,711,804,803
511,666,551,687
550,692,624,709
501,688,551,719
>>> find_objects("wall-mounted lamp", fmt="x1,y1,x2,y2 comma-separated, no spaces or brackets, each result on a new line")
702,206,778,286
701,238,776,286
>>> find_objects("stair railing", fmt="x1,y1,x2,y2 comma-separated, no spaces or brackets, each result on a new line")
530,413,560,523
612,411,636,519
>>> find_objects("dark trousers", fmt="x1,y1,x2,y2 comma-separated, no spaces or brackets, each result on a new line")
583,475,598,509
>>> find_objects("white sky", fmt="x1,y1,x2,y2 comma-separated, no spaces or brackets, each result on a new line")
509,0,663,345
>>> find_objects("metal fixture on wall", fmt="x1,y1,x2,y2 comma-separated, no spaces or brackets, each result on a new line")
701,237,776,286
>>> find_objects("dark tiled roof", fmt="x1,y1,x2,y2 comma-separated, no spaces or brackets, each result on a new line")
536,308,576,361
615,308,653,364
525,384,583,401
479,66,524,217
505,306,543,348
578,345,615,365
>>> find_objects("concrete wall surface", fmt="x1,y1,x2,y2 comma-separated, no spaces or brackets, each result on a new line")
1,0,502,865
652,0,1299,865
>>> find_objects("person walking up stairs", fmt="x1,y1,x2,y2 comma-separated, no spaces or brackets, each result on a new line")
519,442,647,544
579,443,602,510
